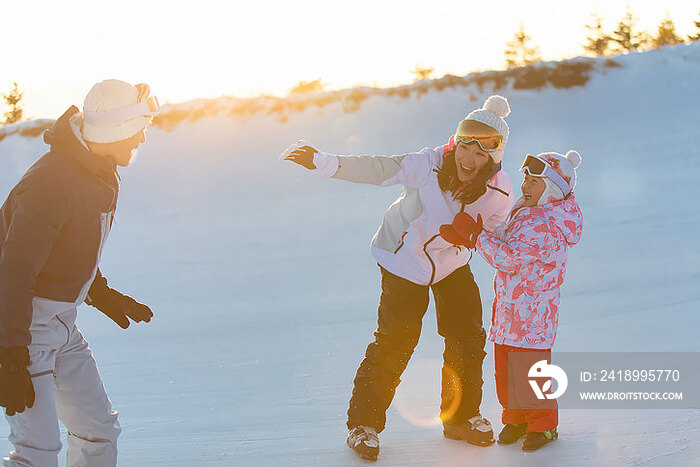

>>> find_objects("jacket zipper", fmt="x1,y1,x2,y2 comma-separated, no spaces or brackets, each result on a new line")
394,231,408,254
423,201,468,285
423,234,440,285
56,315,71,346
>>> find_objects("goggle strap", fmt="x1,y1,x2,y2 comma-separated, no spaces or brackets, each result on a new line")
545,167,571,197
84,98,160,127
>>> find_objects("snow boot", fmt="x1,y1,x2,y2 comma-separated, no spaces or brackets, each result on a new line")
522,429,558,452
497,423,527,445
443,414,495,447
347,426,380,461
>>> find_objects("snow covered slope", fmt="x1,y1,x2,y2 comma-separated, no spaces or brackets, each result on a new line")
1,43,699,466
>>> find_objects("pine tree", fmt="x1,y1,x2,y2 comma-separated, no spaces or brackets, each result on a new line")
504,23,542,67
584,14,610,56
411,65,434,81
652,14,684,48
2,82,24,125
689,12,700,42
289,79,324,94
609,8,649,53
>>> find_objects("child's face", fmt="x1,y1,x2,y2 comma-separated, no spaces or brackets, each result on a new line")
521,173,546,207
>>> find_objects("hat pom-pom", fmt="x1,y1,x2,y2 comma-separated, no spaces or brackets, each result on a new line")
566,150,581,168
483,95,511,118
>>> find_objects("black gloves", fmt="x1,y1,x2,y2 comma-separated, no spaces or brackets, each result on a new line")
86,276,153,329
0,346,35,416
282,144,318,170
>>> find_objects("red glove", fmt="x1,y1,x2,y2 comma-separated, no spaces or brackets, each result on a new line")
440,213,483,249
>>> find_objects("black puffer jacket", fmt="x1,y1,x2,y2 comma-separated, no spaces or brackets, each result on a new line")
0,106,119,347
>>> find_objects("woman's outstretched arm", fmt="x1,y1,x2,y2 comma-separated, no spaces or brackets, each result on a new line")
281,140,434,188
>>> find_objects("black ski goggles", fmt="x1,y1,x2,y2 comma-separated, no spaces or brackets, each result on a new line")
520,154,548,176
520,154,571,196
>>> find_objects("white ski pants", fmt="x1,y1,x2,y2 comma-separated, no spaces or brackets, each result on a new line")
3,298,121,467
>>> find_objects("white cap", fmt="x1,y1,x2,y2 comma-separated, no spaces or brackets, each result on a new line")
82,79,157,143
537,150,582,205
462,95,511,163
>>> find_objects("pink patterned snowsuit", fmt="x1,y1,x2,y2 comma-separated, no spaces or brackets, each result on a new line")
475,195,583,350
476,195,582,431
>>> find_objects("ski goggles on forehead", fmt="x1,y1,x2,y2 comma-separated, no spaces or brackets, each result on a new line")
456,134,503,153
455,125,502,154
520,154,571,196
135,83,160,112
84,83,160,128
455,119,503,152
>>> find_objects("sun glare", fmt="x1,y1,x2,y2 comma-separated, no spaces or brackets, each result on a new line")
394,358,463,427
2,0,698,118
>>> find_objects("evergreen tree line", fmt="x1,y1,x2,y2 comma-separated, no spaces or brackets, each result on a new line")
505,9,700,67
4,10,700,122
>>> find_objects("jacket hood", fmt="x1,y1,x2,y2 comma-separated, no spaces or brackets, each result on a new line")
548,195,583,246
43,106,117,179
512,195,583,246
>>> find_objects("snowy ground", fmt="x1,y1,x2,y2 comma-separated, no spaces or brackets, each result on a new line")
1,43,699,466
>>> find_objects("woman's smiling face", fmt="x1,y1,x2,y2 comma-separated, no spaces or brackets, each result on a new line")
454,141,491,183
521,173,546,206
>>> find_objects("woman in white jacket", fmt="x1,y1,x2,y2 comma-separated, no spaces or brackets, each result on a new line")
281,95,514,461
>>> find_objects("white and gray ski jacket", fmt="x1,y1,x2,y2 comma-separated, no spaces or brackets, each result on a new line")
312,145,514,286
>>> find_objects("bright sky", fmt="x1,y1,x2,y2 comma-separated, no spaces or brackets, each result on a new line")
2,0,698,119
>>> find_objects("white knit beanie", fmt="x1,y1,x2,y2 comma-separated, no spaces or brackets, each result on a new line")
537,150,582,205
82,79,155,143
462,95,511,163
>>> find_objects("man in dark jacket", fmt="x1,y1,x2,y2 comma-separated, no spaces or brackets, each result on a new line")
0,79,158,467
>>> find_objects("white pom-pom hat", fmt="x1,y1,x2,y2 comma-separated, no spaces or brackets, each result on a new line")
534,150,582,205
456,95,511,163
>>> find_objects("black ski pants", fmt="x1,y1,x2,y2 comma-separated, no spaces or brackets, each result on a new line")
347,264,487,432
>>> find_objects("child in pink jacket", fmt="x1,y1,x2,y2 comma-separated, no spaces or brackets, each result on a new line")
440,150,583,452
